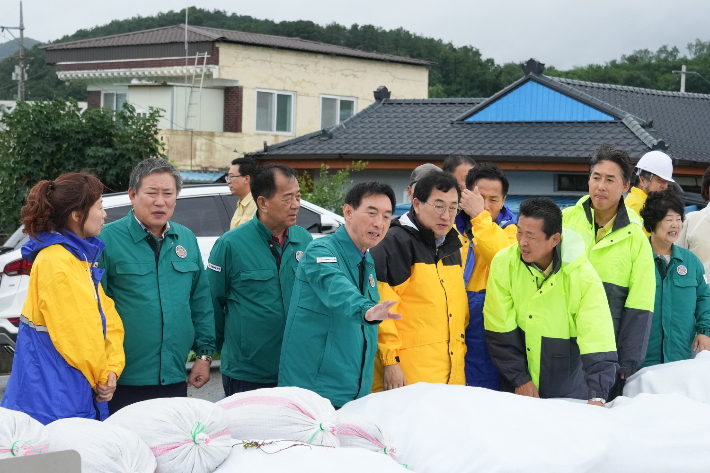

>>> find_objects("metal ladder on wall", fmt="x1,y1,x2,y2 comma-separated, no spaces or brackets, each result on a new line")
184,52,208,131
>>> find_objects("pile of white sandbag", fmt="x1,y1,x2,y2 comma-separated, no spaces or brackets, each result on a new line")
46,418,156,473
624,350,710,404
217,387,339,447
106,397,232,473
213,439,409,473
340,382,710,473
337,414,397,460
0,407,49,459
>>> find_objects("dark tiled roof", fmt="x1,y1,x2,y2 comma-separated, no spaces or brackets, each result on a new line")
255,98,649,160
256,73,710,165
41,24,431,66
548,77,710,164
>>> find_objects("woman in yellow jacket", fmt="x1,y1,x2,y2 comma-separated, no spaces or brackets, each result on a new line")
1,174,125,424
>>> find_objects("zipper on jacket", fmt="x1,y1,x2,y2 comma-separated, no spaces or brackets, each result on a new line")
146,235,165,384
357,258,367,398
655,256,667,364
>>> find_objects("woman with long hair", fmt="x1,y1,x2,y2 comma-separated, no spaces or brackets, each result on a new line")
1,173,125,424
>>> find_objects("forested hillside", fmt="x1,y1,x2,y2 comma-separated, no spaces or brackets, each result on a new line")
1,7,709,101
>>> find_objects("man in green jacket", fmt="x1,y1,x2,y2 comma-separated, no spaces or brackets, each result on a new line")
278,182,401,408
208,164,312,395
99,159,215,412
485,197,618,405
562,144,655,400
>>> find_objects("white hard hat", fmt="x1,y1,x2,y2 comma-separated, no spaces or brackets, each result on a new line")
636,150,674,182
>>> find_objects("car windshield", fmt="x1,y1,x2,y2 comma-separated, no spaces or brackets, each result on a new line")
3,225,28,250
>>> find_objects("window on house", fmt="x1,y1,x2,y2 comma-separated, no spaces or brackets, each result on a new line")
320,95,357,129
256,90,294,134
102,92,127,112
556,174,589,192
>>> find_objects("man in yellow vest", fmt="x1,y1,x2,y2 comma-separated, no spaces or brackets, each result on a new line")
625,150,674,236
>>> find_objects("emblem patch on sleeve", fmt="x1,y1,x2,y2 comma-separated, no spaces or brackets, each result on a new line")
208,263,222,272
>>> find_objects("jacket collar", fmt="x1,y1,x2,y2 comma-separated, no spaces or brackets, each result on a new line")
251,211,303,245
651,240,685,264
581,195,632,233
521,240,562,276
335,225,369,267
397,210,462,255
22,230,105,265
127,209,177,244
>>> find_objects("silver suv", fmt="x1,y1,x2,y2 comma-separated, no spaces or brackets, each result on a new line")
0,184,343,352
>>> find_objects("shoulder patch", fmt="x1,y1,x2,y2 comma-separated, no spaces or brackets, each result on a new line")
208,263,222,272
317,257,338,263
704,274,708,285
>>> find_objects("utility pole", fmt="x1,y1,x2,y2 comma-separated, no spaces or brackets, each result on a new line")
680,64,686,93
1,2,26,101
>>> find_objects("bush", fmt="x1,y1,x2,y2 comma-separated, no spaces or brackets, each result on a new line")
298,161,367,216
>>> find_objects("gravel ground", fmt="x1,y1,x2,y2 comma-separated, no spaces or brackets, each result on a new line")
0,366,224,406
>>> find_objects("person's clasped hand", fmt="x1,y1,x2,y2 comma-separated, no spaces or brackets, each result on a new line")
95,371,117,402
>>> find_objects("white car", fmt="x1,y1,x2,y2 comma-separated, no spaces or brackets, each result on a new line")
0,184,344,351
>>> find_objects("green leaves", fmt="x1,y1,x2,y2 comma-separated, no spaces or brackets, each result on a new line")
298,161,367,217
0,99,164,235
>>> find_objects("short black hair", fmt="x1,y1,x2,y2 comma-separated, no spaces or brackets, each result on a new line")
519,197,562,239
251,164,298,201
413,172,461,203
701,166,710,201
589,143,634,184
344,181,396,213
443,154,476,174
639,188,685,234
465,161,509,196
230,157,257,179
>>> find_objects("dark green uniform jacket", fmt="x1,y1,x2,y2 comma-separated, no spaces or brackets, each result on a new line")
98,210,215,386
278,226,381,408
562,196,655,375
207,213,312,384
640,243,710,368
484,229,618,400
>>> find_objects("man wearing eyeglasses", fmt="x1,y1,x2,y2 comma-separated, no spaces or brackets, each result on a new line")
369,172,468,392
227,157,257,230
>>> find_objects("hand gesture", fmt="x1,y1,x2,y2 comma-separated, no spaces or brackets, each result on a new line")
95,371,117,402
514,380,540,398
460,187,485,218
187,359,211,389
383,364,407,391
693,333,710,353
365,300,402,322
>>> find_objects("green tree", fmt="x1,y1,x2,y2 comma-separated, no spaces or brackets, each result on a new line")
298,161,367,216
0,98,164,235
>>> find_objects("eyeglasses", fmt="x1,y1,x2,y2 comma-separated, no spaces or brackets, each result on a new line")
226,174,245,181
423,201,460,216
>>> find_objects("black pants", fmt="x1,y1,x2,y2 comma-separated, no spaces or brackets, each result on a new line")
108,382,187,414
222,374,277,397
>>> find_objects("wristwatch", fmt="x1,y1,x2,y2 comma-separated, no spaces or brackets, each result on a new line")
196,354,213,364
589,398,606,405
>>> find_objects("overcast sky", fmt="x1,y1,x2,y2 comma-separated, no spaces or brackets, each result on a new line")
1,0,708,69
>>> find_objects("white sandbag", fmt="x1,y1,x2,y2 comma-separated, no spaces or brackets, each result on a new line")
46,418,156,473
623,350,710,404
106,397,231,473
337,414,396,460
0,407,50,458
217,387,339,447
340,382,710,473
213,439,409,472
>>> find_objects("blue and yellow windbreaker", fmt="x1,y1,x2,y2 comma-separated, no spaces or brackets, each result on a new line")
1,231,125,424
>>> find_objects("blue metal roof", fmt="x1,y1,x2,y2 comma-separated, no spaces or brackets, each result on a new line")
466,82,615,122
179,170,226,184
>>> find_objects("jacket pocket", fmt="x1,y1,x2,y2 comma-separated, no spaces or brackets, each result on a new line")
319,332,334,374
115,262,153,276
539,337,582,399
238,269,277,359
172,261,200,273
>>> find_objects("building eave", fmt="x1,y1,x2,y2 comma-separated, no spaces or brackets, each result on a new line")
57,65,220,81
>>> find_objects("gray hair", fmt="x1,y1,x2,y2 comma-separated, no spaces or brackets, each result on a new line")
129,158,183,194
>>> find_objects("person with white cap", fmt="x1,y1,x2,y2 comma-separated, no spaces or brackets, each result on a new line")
625,150,675,236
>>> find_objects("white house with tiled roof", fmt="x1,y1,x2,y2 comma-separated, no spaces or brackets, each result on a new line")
42,24,430,170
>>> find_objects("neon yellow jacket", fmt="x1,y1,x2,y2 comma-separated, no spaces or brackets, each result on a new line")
562,196,655,375
625,187,650,237
484,229,618,399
